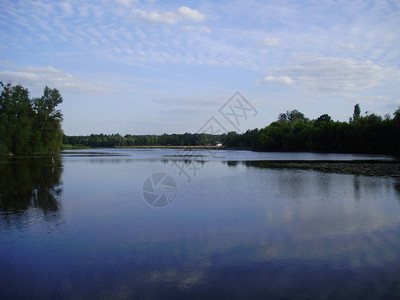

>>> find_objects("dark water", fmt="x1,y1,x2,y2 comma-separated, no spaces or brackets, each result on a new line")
1,149,399,299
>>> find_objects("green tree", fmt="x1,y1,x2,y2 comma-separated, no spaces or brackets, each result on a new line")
394,106,400,123
0,83,34,154
33,87,63,133
315,114,332,125
32,86,63,153
0,83,63,155
352,103,361,122
278,109,308,123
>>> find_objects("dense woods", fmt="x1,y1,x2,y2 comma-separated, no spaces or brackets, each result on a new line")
227,106,400,155
1,82,399,156
64,105,400,155
0,83,63,155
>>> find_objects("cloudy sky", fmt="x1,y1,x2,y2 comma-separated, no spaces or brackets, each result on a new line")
1,0,399,135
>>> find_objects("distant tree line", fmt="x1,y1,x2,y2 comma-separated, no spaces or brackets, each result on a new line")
63,133,222,148
64,104,400,155
0,83,63,155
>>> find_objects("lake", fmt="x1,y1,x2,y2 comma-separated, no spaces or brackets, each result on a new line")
1,149,400,299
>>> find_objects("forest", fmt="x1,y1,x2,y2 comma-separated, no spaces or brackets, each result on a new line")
1,82,399,155
0,83,63,155
64,104,400,155
227,105,400,155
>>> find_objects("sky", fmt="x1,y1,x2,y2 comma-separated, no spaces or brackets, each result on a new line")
0,0,399,135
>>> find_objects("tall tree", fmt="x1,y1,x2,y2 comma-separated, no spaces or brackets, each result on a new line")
0,83,34,154
352,103,361,121
33,86,63,153
33,86,63,133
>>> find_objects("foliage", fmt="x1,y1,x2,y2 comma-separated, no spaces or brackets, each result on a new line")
63,106,400,155
0,83,63,155
351,103,361,122
226,107,400,155
63,132,223,148
2,82,397,156
278,109,309,123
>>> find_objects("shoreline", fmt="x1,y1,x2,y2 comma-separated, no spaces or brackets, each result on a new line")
3,149,400,178
115,145,222,149
245,160,400,178
61,145,223,150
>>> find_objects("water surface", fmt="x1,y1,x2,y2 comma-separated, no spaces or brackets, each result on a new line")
1,149,399,299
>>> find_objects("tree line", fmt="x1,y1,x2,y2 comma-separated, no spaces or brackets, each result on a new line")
227,105,400,155
64,104,400,155
0,83,63,155
63,133,222,148
1,82,399,155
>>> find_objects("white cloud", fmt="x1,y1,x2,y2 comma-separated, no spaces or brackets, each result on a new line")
262,57,397,91
132,6,206,24
0,66,113,94
257,37,279,47
263,76,293,85
1,71,40,81
177,6,206,22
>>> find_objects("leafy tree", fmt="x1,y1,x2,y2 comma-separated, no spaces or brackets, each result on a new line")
315,114,332,125
394,106,400,123
33,87,62,129
278,109,308,123
0,83,63,155
0,83,34,154
352,103,361,122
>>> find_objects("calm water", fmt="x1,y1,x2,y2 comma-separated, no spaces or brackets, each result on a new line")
1,149,399,299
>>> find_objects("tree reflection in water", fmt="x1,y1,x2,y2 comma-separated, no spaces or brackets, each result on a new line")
0,156,63,217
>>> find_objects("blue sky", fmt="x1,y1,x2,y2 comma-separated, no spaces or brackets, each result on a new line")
1,0,399,135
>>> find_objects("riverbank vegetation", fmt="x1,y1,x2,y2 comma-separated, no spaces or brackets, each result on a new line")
2,82,398,156
228,105,400,155
64,105,400,155
0,83,63,155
